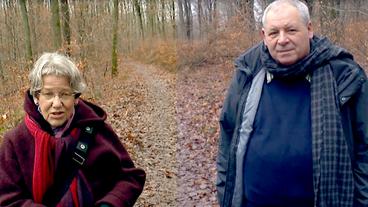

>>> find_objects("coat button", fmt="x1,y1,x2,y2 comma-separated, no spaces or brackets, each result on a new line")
80,144,86,150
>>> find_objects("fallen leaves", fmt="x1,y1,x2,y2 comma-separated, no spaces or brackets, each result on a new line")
176,63,233,206
0,114,6,126
89,60,233,206
98,62,178,206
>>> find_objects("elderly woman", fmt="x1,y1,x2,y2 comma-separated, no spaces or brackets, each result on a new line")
0,52,145,206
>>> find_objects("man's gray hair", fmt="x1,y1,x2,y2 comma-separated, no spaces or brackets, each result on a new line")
29,52,86,97
261,0,310,27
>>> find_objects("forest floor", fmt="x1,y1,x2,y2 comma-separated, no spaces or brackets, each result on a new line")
97,60,233,206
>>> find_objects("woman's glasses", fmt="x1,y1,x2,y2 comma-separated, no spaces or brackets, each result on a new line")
38,91,76,102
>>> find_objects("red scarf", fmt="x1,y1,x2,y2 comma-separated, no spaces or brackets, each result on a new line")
25,114,80,206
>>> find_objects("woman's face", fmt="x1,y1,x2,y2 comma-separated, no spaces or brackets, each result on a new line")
35,75,78,128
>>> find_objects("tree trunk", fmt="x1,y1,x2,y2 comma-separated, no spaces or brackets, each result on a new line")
19,0,33,62
304,0,314,15
183,0,192,40
111,0,118,76
76,1,87,60
27,0,39,56
177,0,185,39
60,0,71,56
198,0,203,38
0,57,3,80
171,0,176,38
212,0,217,28
5,3,19,61
148,0,156,37
133,0,145,39
51,0,62,50
160,0,166,38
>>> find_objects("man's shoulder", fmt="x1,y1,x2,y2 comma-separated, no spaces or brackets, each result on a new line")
329,57,367,81
327,57,367,99
235,42,263,67
233,42,264,81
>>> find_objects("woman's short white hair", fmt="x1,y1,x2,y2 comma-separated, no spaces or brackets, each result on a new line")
262,0,310,27
29,52,86,97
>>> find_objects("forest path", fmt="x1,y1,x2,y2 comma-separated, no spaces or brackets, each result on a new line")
127,62,178,206
99,61,232,206
100,62,178,206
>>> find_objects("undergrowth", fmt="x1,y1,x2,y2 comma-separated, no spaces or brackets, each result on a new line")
130,39,177,72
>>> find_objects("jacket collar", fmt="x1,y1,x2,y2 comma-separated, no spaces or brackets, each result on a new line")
261,36,353,79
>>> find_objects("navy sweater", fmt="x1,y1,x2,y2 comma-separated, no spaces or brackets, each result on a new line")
243,76,314,207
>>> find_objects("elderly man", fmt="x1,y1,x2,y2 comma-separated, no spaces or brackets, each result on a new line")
216,0,368,207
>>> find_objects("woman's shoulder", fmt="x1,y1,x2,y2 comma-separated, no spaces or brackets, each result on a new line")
2,121,34,153
4,121,29,141
74,99,107,125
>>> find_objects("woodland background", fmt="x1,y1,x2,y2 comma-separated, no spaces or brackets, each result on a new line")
0,0,367,205
1,0,368,137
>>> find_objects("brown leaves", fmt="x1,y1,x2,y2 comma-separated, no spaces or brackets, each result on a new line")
0,113,7,126
161,168,175,179
98,63,178,206
176,63,233,206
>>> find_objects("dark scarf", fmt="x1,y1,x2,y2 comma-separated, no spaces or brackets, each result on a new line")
25,114,81,207
261,36,354,206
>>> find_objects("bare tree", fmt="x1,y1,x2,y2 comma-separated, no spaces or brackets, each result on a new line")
160,0,167,38
60,0,71,56
318,0,344,41
205,0,217,24
183,0,193,40
169,0,176,38
197,0,203,38
177,0,185,39
147,0,157,37
51,0,62,50
304,0,314,15
19,0,33,62
27,0,39,55
0,56,3,80
235,0,255,30
4,2,20,61
111,0,118,76
133,0,145,39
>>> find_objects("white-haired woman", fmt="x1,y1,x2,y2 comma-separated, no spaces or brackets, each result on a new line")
0,52,145,207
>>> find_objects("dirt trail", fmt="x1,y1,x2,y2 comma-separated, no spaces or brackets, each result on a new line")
100,62,177,206
128,63,178,206
99,62,232,206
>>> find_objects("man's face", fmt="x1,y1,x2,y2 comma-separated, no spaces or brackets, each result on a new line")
262,4,313,66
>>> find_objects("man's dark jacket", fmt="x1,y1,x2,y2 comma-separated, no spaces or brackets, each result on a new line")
0,92,146,206
216,36,368,207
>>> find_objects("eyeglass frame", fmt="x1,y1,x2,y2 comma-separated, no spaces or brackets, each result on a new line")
36,90,81,102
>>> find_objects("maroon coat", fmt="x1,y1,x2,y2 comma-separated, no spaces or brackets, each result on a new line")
0,92,145,207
